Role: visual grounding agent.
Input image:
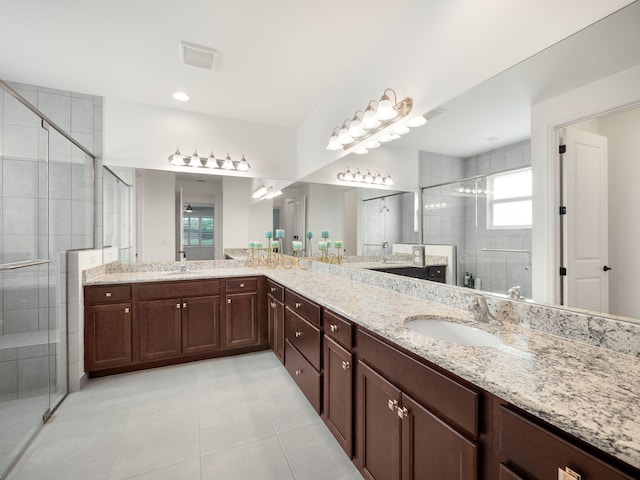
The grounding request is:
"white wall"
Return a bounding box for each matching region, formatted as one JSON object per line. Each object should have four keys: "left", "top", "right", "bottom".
{"left": 138, "top": 169, "right": 176, "bottom": 261}
{"left": 103, "top": 99, "right": 297, "bottom": 181}
{"left": 306, "top": 183, "right": 344, "bottom": 251}
{"left": 222, "top": 177, "right": 251, "bottom": 249}
{"left": 599, "top": 108, "right": 640, "bottom": 318}
{"left": 343, "top": 189, "right": 358, "bottom": 256}
{"left": 248, "top": 199, "right": 274, "bottom": 247}
{"left": 531, "top": 64, "right": 640, "bottom": 304}
{"left": 296, "top": 1, "right": 632, "bottom": 181}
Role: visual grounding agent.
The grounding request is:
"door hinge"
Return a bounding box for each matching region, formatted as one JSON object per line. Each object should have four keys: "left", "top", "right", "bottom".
{"left": 560, "top": 267, "right": 567, "bottom": 276}
{"left": 559, "top": 206, "right": 567, "bottom": 215}
{"left": 559, "top": 144, "right": 566, "bottom": 154}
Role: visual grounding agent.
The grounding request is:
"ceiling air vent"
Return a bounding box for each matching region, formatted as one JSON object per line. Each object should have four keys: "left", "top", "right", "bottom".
{"left": 178, "top": 40, "right": 218, "bottom": 70}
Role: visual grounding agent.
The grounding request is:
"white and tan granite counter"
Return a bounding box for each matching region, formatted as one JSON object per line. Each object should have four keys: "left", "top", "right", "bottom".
{"left": 85, "top": 261, "right": 640, "bottom": 471}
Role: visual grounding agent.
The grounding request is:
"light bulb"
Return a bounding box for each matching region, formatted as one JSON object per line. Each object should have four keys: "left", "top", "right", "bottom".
{"left": 394, "top": 125, "right": 410, "bottom": 135}
{"left": 169, "top": 148, "right": 184, "bottom": 165}
{"left": 237, "top": 154, "right": 250, "bottom": 172}
{"left": 172, "top": 91, "right": 189, "bottom": 102}
{"left": 221, "top": 153, "right": 234, "bottom": 170}
{"left": 265, "top": 190, "right": 282, "bottom": 199}
{"left": 207, "top": 151, "right": 218, "bottom": 168}
{"left": 252, "top": 184, "right": 269, "bottom": 199}
{"left": 354, "top": 169, "right": 364, "bottom": 182}
{"left": 338, "top": 125, "right": 353, "bottom": 144}
{"left": 366, "top": 141, "right": 381, "bottom": 149}
{"left": 337, "top": 172, "right": 345, "bottom": 181}
{"left": 408, "top": 115, "right": 427, "bottom": 127}
{"left": 362, "top": 106, "right": 380, "bottom": 129}
{"left": 326, "top": 133, "right": 342, "bottom": 150}
{"left": 348, "top": 118, "right": 365, "bottom": 138}
{"left": 384, "top": 174, "right": 394, "bottom": 186}
{"left": 376, "top": 93, "right": 397, "bottom": 121}
{"left": 374, "top": 172, "right": 384, "bottom": 185}
{"left": 343, "top": 168, "right": 354, "bottom": 182}
{"left": 364, "top": 170, "right": 374, "bottom": 183}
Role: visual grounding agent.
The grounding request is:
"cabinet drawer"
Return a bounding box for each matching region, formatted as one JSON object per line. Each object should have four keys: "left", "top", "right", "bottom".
{"left": 499, "top": 464, "right": 525, "bottom": 480}
{"left": 226, "top": 277, "right": 258, "bottom": 293}
{"left": 85, "top": 284, "right": 131, "bottom": 305}
{"left": 137, "top": 280, "right": 220, "bottom": 300}
{"left": 323, "top": 310, "right": 353, "bottom": 349}
{"left": 357, "top": 329, "right": 478, "bottom": 438}
{"left": 266, "top": 280, "right": 284, "bottom": 302}
{"left": 500, "top": 406, "right": 636, "bottom": 480}
{"left": 285, "top": 308, "right": 321, "bottom": 370}
{"left": 427, "top": 265, "right": 446, "bottom": 279}
{"left": 285, "top": 290, "right": 321, "bottom": 327}
{"left": 285, "top": 340, "right": 322, "bottom": 413}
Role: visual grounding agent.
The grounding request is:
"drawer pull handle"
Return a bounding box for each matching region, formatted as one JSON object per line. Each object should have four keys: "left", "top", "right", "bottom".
{"left": 124, "top": 307, "right": 130, "bottom": 314}
{"left": 176, "top": 303, "right": 181, "bottom": 309}
{"left": 341, "top": 361, "right": 350, "bottom": 370}
{"left": 240, "top": 283, "right": 245, "bottom": 287}
{"left": 558, "top": 467, "right": 582, "bottom": 480}
{"left": 295, "top": 302, "right": 302, "bottom": 308}
{"left": 388, "top": 399, "right": 398, "bottom": 411}
{"left": 295, "top": 369, "right": 302, "bottom": 376}
{"left": 270, "top": 302, "right": 277, "bottom": 308}
{"left": 105, "top": 292, "right": 112, "bottom": 297}
{"left": 330, "top": 324, "right": 338, "bottom": 332}
{"left": 397, "top": 406, "right": 408, "bottom": 419}
{"left": 270, "top": 287, "right": 276, "bottom": 292}
{"left": 183, "top": 302, "right": 187, "bottom": 308}
{"left": 295, "top": 331, "right": 302, "bottom": 338}
{"left": 227, "top": 298, "right": 232, "bottom": 304}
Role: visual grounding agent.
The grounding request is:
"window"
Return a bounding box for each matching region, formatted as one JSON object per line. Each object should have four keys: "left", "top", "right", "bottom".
{"left": 486, "top": 168, "right": 532, "bottom": 229}
{"left": 183, "top": 206, "right": 214, "bottom": 246}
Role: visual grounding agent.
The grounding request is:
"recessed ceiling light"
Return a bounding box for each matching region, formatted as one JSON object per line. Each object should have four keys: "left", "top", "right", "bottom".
{"left": 173, "top": 91, "right": 189, "bottom": 102}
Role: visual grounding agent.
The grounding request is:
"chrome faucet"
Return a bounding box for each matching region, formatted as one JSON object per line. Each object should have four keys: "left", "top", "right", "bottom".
{"left": 382, "top": 242, "right": 391, "bottom": 263}
{"left": 178, "top": 251, "right": 187, "bottom": 272}
{"left": 507, "top": 285, "right": 522, "bottom": 299}
{"left": 469, "top": 294, "right": 501, "bottom": 325}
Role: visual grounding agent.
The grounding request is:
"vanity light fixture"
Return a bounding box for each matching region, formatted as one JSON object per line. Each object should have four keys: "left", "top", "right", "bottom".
{"left": 252, "top": 182, "right": 281, "bottom": 201}
{"left": 168, "top": 149, "right": 251, "bottom": 172}
{"left": 337, "top": 167, "right": 393, "bottom": 186}
{"left": 326, "top": 88, "right": 427, "bottom": 153}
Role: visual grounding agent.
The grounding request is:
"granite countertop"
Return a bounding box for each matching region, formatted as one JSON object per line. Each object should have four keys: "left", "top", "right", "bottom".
{"left": 85, "top": 264, "right": 640, "bottom": 470}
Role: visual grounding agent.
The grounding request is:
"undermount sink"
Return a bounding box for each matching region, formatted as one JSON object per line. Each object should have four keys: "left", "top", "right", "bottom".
{"left": 405, "top": 316, "right": 503, "bottom": 347}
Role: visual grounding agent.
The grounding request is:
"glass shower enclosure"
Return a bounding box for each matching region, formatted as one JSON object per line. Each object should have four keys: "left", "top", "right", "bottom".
{"left": 0, "top": 80, "right": 95, "bottom": 477}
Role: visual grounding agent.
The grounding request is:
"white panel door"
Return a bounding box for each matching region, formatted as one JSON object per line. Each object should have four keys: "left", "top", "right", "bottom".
{"left": 562, "top": 128, "right": 609, "bottom": 313}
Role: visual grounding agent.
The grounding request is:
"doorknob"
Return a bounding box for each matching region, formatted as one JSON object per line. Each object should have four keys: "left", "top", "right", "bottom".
{"left": 603, "top": 265, "right": 612, "bottom": 271}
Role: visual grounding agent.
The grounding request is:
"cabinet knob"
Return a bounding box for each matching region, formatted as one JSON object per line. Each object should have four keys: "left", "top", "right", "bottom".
{"left": 176, "top": 303, "right": 181, "bottom": 309}
{"left": 124, "top": 307, "right": 130, "bottom": 314}
{"left": 388, "top": 399, "right": 398, "bottom": 411}
{"left": 270, "top": 302, "right": 277, "bottom": 308}
{"left": 295, "top": 302, "right": 302, "bottom": 308}
{"left": 341, "top": 361, "right": 350, "bottom": 370}
{"left": 397, "top": 406, "right": 408, "bottom": 419}
{"left": 330, "top": 324, "right": 338, "bottom": 332}
{"left": 295, "top": 331, "right": 302, "bottom": 338}
{"left": 295, "top": 369, "right": 302, "bottom": 376}
{"left": 105, "top": 292, "right": 112, "bottom": 297}
{"left": 240, "top": 283, "right": 245, "bottom": 287}
{"left": 270, "top": 287, "right": 276, "bottom": 292}
{"left": 183, "top": 302, "right": 187, "bottom": 308}
{"left": 227, "top": 298, "right": 232, "bottom": 304}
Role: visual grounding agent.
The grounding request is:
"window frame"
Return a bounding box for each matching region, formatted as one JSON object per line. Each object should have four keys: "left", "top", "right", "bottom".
{"left": 486, "top": 167, "right": 532, "bottom": 230}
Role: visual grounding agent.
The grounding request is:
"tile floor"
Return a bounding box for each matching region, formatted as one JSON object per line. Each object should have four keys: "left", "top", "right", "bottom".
{"left": 6, "top": 351, "right": 364, "bottom": 480}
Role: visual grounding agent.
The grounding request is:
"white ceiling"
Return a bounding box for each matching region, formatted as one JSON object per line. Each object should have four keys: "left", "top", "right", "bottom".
{"left": 1, "top": 0, "right": 638, "bottom": 164}
{"left": 0, "top": 0, "right": 415, "bottom": 127}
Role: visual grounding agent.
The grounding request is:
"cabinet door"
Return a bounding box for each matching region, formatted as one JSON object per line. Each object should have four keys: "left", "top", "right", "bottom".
{"left": 84, "top": 302, "right": 132, "bottom": 371}
{"left": 357, "top": 361, "right": 402, "bottom": 480}
{"left": 401, "top": 393, "right": 477, "bottom": 480}
{"left": 182, "top": 295, "right": 221, "bottom": 355}
{"left": 499, "top": 464, "right": 525, "bottom": 480}
{"left": 268, "top": 295, "right": 285, "bottom": 363}
{"left": 224, "top": 292, "right": 258, "bottom": 349}
{"left": 138, "top": 299, "right": 182, "bottom": 362}
{"left": 324, "top": 337, "right": 353, "bottom": 457}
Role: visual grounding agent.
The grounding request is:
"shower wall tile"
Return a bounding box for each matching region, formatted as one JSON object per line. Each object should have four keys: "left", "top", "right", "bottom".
{"left": 0, "top": 347, "right": 17, "bottom": 362}
{"left": 71, "top": 97, "right": 94, "bottom": 135}
{"left": 72, "top": 164, "right": 94, "bottom": 201}
{"left": 50, "top": 199, "right": 72, "bottom": 235}
{"left": 17, "top": 355, "right": 48, "bottom": 394}
{"left": 3, "top": 308, "right": 39, "bottom": 334}
{"left": 3, "top": 124, "right": 39, "bottom": 159}
{"left": 17, "top": 343, "right": 48, "bottom": 360}
{"left": 47, "top": 130, "right": 73, "bottom": 162}
{"left": 2, "top": 159, "right": 38, "bottom": 198}
{"left": 3, "top": 89, "right": 39, "bottom": 127}
{"left": 3, "top": 197, "right": 37, "bottom": 235}
{"left": 2, "top": 235, "right": 37, "bottom": 263}
{"left": 490, "top": 148, "right": 506, "bottom": 172}
{"left": 38, "top": 91, "right": 71, "bottom": 132}
{"left": 71, "top": 199, "right": 94, "bottom": 236}
{"left": 0, "top": 360, "right": 18, "bottom": 401}
{"left": 49, "top": 162, "right": 72, "bottom": 199}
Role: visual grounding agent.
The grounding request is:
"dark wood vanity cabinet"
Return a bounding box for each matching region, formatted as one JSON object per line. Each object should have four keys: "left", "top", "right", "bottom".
{"left": 84, "top": 284, "right": 132, "bottom": 371}
{"left": 284, "top": 289, "right": 322, "bottom": 413}
{"left": 266, "top": 280, "right": 285, "bottom": 364}
{"left": 356, "top": 329, "right": 478, "bottom": 480}
{"left": 224, "top": 277, "right": 261, "bottom": 349}
{"left": 323, "top": 309, "right": 354, "bottom": 458}
{"left": 499, "top": 405, "right": 637, "bottom": 480}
